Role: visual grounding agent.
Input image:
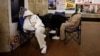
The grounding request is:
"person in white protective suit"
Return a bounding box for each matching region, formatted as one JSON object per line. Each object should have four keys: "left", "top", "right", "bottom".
{"left": 23, "top": 9, "right": 47, "bottom": 54}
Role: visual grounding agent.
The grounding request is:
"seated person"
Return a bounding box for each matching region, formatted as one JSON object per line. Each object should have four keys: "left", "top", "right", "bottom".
{"left": 60, "top": 11, "right": 81, "bottom": 40}
{"left": 23, "top": 9, "right": 47, "bottom": 54}
{"left": 49, "top": 14, "right": 67, "bottom": 40}
{"left": 39, "top": 13, "right": 67, "bottom": 40}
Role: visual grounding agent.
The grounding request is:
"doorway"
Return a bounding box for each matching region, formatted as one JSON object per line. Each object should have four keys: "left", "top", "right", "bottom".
{"left": 11, "top": 0, "right": 24, "bottom": 23}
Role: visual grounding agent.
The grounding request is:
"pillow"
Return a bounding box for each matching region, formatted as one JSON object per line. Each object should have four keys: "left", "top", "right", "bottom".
{"left": 55, "top": 11, "right": 65, "bottom": 15}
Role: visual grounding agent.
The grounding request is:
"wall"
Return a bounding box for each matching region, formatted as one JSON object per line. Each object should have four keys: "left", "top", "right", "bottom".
{"left": 28, "top": 0, "right": 48, "bottom": 16}
{"left": 0, "top": 0, "right": 10, "bottom": 52}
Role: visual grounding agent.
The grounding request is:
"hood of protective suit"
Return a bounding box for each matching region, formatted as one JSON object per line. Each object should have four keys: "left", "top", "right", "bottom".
{"left": 23, "top": 10, "right": 33, "bottom": 17}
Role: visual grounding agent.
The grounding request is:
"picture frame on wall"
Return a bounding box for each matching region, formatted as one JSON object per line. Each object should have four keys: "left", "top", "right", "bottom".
{"left": 65, "top": 0, "right": 76, "bottom": 10}
{"left": 97, "top": 5, "right": 100, "bottom": 13}
{"left": 48, "top": 0, "right": 56, "bottom": 10}
{"left": 76, "top": 4, "right": 83, "bottom": 12}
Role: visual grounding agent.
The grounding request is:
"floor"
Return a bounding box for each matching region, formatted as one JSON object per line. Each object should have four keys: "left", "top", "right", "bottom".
{"left": 0, "top": 21, "right": 100, "bottom": 56}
